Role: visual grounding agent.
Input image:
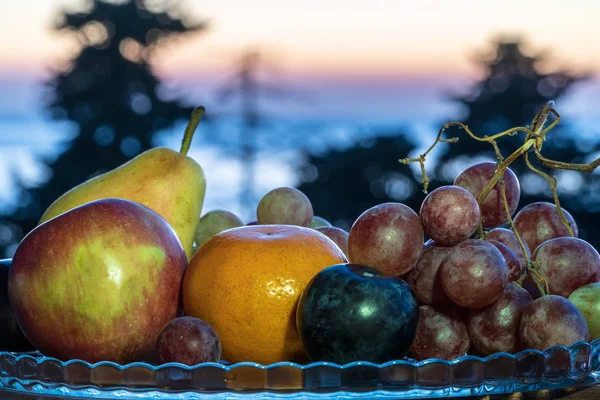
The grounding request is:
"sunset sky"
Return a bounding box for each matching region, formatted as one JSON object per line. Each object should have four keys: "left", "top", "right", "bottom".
{"left": 0, "top": 0, "right": 598, "bottom": 123}
{"left": 1, "top": 0, "right": 599, "bottom": 81}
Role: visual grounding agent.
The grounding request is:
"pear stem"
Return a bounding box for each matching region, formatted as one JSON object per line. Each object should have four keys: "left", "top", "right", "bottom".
{"left": 180, "top": 106, "right": 206, "bottom": 156}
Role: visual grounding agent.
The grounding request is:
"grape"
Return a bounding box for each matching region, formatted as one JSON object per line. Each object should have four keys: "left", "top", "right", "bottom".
{"left": 310, "top": 216, "right": 332, "bottom": 229}
{"left": 419, "top": 186, "right": 481, "bottom": 246}
{"left": 513, "top": 202, "right": 578, "bottom": 252}
{"left": 348, "top": 202, "right": 424, "bottom": 276}
{"left": 467, "top": 283, "right": 532, "bottom": 355}
{"left": 315, "top": 226, "right": 349, "bottom": 258}
{"left": 484, "top": 227, "right": 530, "bottom": 270}
{"left": 404, "top": 240, "right": 453, "bottom": 307}
{"left": 409, "top": 305, "right": 470, "bottom": 361}
{"left": 486, "top": 240, "right": 524, "bottom": 282}
{"left": 194, "top": 210, "right": 244, "bottom": 248}
{"left": 532, "top": 237, "right": 600, "bottom": 297}
{"left": 521, "top": 273, "right": 544, "bottom": 300}
{"left": 256, "top": 186, "right": 314, "bottom": 226}
{"left": 438, "top": 302, "right": 470, "bottom": 325}
{"left": 440, "top": 239, "right": 508, "bottom": 308}
{"left": 155, "top": 317, "right": 221, "bottom": 365}
{"left": 519, "top": 295, "right": 589, "bottom": 351}
{"left": 454, "top": 162, "right": 520, "bottom": 228}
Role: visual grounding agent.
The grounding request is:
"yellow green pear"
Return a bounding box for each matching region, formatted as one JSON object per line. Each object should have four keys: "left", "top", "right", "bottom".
{"left": 38, "top": 107, "right": 208, "bottom": 260}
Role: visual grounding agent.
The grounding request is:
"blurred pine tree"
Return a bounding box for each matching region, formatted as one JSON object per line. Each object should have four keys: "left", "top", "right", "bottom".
{"left": 435, "top": 35, "right": 586, "bottom": 177}
{"left": 0, "top": 0, "right": 208, "bottom": 257}
{"left": 299, "top": 35, "right": 599, "bottom": 249}
{"left": 433, "top": 35, "right": 599, "bottom": 247}
{"left": 298, "top": 134, "right": 421, "bottom": 231}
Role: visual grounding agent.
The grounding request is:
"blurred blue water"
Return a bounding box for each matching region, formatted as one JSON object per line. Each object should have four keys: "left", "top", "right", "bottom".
{"left": 0, "top": 112, "right": 442, "bottom": 222}
{"left": 1, "top": 77, "right": 599, "bottom": 222}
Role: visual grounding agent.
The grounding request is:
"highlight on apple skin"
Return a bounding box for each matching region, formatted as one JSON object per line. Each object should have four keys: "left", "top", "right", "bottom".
{"left": 8, "top": 198, "right": 188, "bottom": 363}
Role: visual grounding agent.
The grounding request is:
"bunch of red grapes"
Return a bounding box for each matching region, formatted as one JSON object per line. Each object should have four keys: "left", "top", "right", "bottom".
{"left": 347, "top": 161, "right": 600, "bottom": 360}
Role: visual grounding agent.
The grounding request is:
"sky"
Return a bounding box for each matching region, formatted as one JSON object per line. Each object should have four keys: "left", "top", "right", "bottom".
{"left": 0, "top": 0, "right": 599, "bottom": 121}
{"left": 2, "top": 0, "right": 600, "bottom": 78}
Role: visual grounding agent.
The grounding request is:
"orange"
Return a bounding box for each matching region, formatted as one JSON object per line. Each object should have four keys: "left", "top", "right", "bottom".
{"left": 182, "top": 224, "right": 347, "bottom": 365}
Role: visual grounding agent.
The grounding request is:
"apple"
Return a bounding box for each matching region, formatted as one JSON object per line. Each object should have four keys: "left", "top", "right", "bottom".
{"left": 1, "top": 259, "right": 34, "bottom": 352}
{"left": 569, "top": 282, "right": 600, "bottom": 341}
{"left": 296, "top": 263, "right": 419, "bottom": 364}
{"left": 8, "top": 198, "right": 188, "bottom": 363}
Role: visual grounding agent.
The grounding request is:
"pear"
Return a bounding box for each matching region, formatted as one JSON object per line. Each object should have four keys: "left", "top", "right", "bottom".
{"left": 39, "top": 107, "right": 207, "bottom": 261}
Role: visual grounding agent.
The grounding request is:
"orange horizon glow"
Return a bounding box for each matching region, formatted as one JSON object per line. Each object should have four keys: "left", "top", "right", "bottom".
{"left": 0, "top": 50, "right": 481, "bottom": 85}
{"left": 1, "top": 0, "right": 599, "bottom": 84}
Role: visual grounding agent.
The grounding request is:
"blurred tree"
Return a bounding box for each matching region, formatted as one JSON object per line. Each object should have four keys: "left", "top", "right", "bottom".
{"left": 298, "top": 134, "right": 422, "bottom": 231}
{"left": 214, "top": 48, "right": 305, "bottom": 213}
{"left": 434, "top": 35, "right": 587, "bottom": 177}
{"left": 299, "top": 35, "right": 599, "bottom": 249}
{"left": 431, "top": 35, "right": 599, "bottom": 247}
{"left": 0, "top": 0, "right": 208, "bottom": 257}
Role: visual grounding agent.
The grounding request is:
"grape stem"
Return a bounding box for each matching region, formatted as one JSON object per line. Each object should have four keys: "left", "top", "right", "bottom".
{"left": 498, "top": 181, "right": 529, "bottom": 265}
{"left": 523, "top": 152, "right": 575, "bottom": 237}
{"left": 399, "top": 134, "right": 459, "bottom": 193}
{"left": 498, "top": 180, "right": 550, "bottom": 296}
{"left": 399, "top": 100, "right": 600, "bottom": 294}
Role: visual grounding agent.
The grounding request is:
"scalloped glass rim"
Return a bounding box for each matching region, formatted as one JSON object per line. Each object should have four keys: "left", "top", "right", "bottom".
{"left": 1, "top": 338, "right": 599, "bottom": 399}
{"left": 2, "top": 338, "right": 599, "bottom": 370}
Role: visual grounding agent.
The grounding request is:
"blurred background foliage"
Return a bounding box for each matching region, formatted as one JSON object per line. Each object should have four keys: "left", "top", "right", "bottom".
{"left": 0, "top": 0, "right": 599, "bottom": 256}
{"left": 0, "top": 0, "right": 206, "bottom": 254}
{"left": 299, "top": 37, "right": 599, "bottom": 245}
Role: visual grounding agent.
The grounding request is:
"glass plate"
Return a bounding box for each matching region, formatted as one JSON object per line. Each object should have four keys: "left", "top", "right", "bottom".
{"left": 1, "top": 339, "right": 599, "bottom": 399}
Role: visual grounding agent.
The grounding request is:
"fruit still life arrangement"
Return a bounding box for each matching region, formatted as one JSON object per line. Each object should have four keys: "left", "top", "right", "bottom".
{"left": 2, "top": 102, "right": 600, "bottom": 373}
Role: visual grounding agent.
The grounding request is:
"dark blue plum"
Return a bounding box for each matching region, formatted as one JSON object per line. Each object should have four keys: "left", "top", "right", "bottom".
{"left": 1, "top": 259, "right": 34, "bottom": 352}
{"left": 296, "top": 263, "right": 419, "bottom": 364}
